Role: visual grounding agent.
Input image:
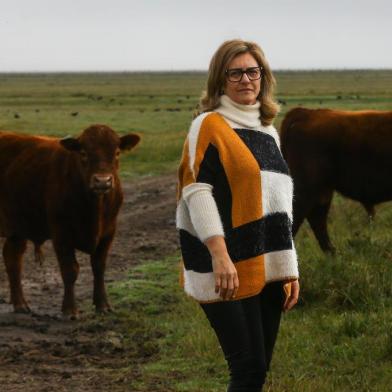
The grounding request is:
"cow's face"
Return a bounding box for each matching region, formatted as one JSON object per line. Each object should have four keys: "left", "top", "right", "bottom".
{"left": 60, "top": 125, "right": 140, "bottom": 194}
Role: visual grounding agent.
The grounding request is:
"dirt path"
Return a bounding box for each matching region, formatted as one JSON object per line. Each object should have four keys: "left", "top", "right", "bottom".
{"left": 0, "top": 173, "right": 178, "bottom": 392}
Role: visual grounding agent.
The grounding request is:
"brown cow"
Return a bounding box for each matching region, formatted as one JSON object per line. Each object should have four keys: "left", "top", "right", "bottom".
{"left": 280, "top": 107, "right": 392, "bottom": 252}
{"left": 0, "top": 125, "right": 140, "bottom": 317}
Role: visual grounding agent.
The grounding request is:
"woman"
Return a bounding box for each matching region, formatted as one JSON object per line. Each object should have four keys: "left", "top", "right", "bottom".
{"left": 176, "top": 39, "right": 299, "bottom": 391}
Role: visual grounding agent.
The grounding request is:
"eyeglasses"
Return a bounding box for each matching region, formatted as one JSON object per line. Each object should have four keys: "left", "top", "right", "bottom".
{"left": 225, "top": 66, "right": 263, "bottom": 82}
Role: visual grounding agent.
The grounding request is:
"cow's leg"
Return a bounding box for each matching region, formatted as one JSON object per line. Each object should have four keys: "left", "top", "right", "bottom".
{"left": 90, "top": 235, "right": 114, "bottom": 313}
{"left": 306, "top": 191, "right": 335, "bottom": 253}
{"left": 3, "top": 237, "right": 29, "bottom": 313}
{"left": 52, "top": 241, "right": 79, "bottom": 318}
{"left": 292, "top": 187, "right": 314, "bottom": 236}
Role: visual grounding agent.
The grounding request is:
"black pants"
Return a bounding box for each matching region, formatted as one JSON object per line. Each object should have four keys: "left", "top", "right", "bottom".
{"left": 200, "top": 281, "right": 285, "bottom": 392}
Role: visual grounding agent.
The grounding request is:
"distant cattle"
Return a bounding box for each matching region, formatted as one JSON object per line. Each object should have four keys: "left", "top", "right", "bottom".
{"left": 0, "top": 125, "right": 140, "bottom": 317}
{"left": 280, "top": 108, "right": 392, "bottom": 252}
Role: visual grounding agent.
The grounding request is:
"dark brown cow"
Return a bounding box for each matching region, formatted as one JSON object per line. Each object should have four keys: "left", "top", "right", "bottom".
{"left": 0, "top": 125, "right": 140, "bottom": 317}
{"left": 280, "top": 108, "right": 392, "bottom": 252}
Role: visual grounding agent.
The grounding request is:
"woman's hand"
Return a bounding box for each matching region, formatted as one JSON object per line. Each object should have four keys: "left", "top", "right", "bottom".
{"left": 212, "top": 253, "right": 239, "bottom": 300}
{"left": 205, "top": 236, "right": 239, "bottom": 300}
{"left": 283, "top": 279, "right": 300, "bottom": 311}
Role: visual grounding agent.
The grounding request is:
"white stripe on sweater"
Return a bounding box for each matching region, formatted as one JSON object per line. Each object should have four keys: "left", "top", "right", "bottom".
{"left": 187, "top": 112, "right": 211, "bottom": 177}
{"left": 183, "top": 268, "right": 221, "bottom": 302}
{"left": 261, "top": 171, "right": 293, "bottom": 220}
{"left": 264, "top": 246, "right": 298, "bottom": 282}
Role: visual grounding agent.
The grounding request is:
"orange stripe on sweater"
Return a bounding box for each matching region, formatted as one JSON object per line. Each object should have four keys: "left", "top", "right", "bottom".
{"left": 234, "top": 255, "right": 265, "bottom": 299}
{"left": 192, "top": 113, "right": 262, "bottom": 227}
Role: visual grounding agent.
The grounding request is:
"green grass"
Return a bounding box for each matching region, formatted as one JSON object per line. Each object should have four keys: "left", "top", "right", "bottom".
{"left": 1, "top": 70, "right": 392, "bottom": 177}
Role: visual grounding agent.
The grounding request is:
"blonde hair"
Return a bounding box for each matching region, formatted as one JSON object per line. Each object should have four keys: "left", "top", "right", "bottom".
{"left": 196, "top": 39, "right": 279, "bottom": 126}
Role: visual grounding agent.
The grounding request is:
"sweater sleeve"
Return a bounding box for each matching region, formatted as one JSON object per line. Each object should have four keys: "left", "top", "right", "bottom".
{"left": 182, "top": 183, "right": 225, "bottom": 242}
{"left": 177, "top": 113, "right": 225, "bottom": 242}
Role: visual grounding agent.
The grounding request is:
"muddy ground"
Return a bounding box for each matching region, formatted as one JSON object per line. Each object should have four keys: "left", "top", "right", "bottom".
{"left": 0, "top": 173, "right": 179, "bottom": 392}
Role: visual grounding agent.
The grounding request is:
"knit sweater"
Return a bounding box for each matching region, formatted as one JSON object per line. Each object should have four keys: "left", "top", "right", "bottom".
{"left": 176, "top": 95, "right": 299, "bottom": 302}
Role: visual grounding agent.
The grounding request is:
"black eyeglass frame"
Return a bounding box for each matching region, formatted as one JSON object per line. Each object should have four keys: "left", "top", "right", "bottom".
{"left": 225, "top": 66, "right": 263, "bottom": 82}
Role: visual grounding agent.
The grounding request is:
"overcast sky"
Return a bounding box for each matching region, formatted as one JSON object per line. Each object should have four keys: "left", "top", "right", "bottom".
{"left": 1, "top": 0, "right": 391, "bottom": 72}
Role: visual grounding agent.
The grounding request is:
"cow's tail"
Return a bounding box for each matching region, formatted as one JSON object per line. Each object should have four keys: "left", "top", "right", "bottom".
{"left": 34, "top": 243, "right": 44, "bottom": 266}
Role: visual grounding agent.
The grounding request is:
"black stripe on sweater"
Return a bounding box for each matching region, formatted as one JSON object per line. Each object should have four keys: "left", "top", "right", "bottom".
{"left": 196, "top": 143, "right": 233, "bottom": 230}
{"left": 180, "top": 212, "right": 293, "bottom": 273}
{"left": 234, "top": 129, "right": 289, "bottom": 174}
{"left": 196, "top": 143, "right": 219, "bottom": 186}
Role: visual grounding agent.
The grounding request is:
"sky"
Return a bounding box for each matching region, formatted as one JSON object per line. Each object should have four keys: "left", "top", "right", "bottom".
{"left": 1, "top": 0, "right": 391, "bottom": 72}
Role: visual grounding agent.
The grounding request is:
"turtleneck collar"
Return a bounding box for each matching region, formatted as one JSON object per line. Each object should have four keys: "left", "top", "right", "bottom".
{"left": 215, "top": 94, "right": 262, "bottom": 130}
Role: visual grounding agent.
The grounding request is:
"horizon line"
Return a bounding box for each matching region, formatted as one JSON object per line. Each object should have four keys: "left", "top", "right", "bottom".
{"left": 0, "top": 67, "right": 392, "bottom": 74}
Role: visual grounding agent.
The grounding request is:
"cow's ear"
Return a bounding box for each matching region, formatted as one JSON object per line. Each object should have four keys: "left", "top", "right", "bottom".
{"left": 120, "top": 133, "right": 140, "bottom": 151}
{"left": 60, "top": 137, "right": 82, "bottom": 151}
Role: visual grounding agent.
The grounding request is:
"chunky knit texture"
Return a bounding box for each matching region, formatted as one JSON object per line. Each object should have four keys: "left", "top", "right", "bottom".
{"left": 176, "top": 95, "right": 299, "bottom": 302}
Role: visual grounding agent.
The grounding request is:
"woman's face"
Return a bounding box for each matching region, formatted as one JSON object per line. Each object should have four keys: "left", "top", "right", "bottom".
{"left": 224, "top": 52, "right": 261, "bottom": 105}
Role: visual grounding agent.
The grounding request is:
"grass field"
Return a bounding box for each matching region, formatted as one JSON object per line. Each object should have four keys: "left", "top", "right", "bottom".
{"left": 1, "top": 70, "right": 392, "bottom": 177}
{"left": 1, "top": 70, "right": 392, "bottom": 391}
